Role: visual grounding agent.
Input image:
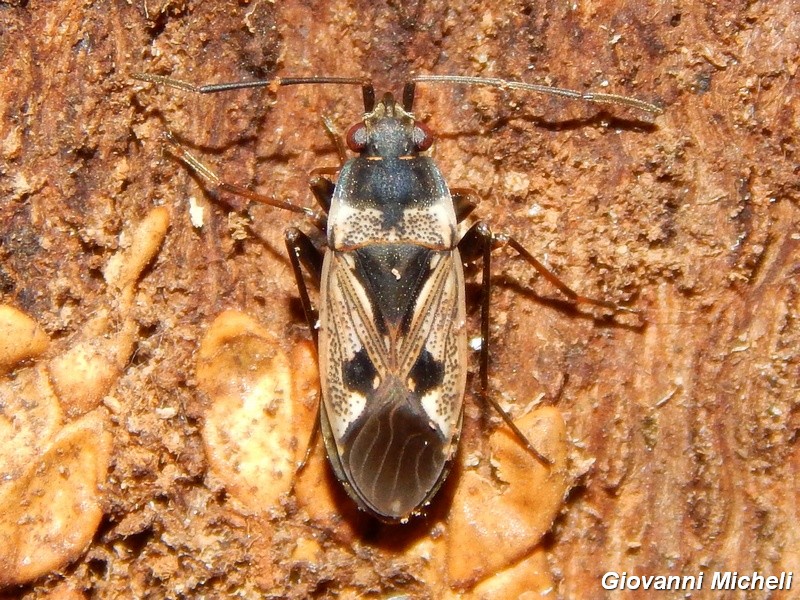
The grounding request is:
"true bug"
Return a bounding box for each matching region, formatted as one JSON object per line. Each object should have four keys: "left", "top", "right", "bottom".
{"left": 132, "top": 72, "right": 661, "bottom": 522}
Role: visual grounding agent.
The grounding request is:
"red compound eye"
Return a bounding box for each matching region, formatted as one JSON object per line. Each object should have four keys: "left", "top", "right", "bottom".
{"left": 413, "top": 121, "right": 433, "bottom": 151}
{"left": 346, "top": 122, "right": 367, "bottom": 152}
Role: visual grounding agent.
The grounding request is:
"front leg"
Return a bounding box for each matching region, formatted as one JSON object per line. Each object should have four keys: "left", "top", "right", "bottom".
{"left": 309, "top": 175, "right": 335, "bottom": 215}
{"left": 159, "top": 131, "right": 325, "bottom": 227}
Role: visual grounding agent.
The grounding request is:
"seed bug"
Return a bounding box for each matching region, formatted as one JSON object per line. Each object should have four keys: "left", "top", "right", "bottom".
{"left": 132, "top": 71, "right": 661, "bottom": 523}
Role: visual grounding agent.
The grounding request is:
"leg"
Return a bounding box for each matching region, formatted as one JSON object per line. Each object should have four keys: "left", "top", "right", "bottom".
{"left": 459, "top": 220, "right": 640, "bottom": 464}
{"left": 284, "top": 228, "right": 324, "bottom": 348}
{"left": 459, "top": 222, "right": 552, "bottom": 465}
{"left": 307, "top": 114, "right": 346, "bottom": 214}
{"left": 284, "top": 228, "right": 325, "bottom": 473}
{"left": 493, "top": 232, "right": 639, "bottom": 315}
{"left": 161, "top": 132, "right": 328, "bottom": 230}
{"left": 321, "top": 116, "right": 348, "bottom": 165}
{"left": 309, "top": 175, "right": 336, "bottom": 214}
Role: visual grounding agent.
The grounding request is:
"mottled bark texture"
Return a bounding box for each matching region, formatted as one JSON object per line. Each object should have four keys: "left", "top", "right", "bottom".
{"left": 0, "top": 0, "right": 797, "bottom": 598}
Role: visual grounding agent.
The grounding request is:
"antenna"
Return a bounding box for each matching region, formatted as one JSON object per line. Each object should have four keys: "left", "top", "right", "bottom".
{"left": 411, "top": 74, "right": 662, "bottom": 115}
{"left": 132, "top": 73, "right": 376, "bottom": 112}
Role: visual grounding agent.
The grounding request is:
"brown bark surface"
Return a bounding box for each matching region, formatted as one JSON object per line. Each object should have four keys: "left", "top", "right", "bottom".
{"left": 1, "top": 0, "right": 798, "bottom": 598}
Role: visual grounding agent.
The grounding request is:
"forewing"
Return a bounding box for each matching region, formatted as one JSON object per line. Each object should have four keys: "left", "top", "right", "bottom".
{"left": 318, "top": 247, "right": 467, "bottom": 520}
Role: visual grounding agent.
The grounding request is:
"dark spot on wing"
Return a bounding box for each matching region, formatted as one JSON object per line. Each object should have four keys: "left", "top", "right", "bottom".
{"left": 342, "top": 347, "right": 378, "bottom": 396}
{"left": 408, "top": 349, "right": 444, "bottom": 397}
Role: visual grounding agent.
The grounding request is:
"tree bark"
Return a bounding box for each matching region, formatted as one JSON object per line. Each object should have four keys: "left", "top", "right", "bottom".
{"left": 0, "top": 0, "right": 797, "bottom": 598}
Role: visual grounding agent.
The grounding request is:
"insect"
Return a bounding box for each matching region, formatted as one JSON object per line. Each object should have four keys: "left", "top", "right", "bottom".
{"left": 132, "top": 71, "right": 661, "bottom": 523}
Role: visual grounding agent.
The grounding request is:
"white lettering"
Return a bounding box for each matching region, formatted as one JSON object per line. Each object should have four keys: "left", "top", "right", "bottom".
{"left": 640, "top": 575, "right": 654, "bottom": 589}
{"left": 603, "top": 571, "right": 709, "bottom": 590}
{"left": 601, "top": 572, "right": 619, "bottom": 590}
{"left": 604, "top": 570, "right": 792, "bottom": 592}
{"left": 659, "top": 575, "right": 678, "bottom": 590}
{"left": 711, "top": 572, "right": 794, "bottom": 590}
{"left": 712, "top": 571, "right": 733, "bottom": 589}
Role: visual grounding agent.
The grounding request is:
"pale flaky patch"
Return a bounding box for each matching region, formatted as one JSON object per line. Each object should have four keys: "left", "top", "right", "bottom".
{"left": 0, "top": 364, "right": 63, "bottom": 499}
{"left": 466, "top": 547, "right": 555, "bottom": 598}
{"left": 0, "top": 409, "right": 112, "bottom": 587}
{"left": 198, "top": 310, "right": 318, "bottom": 514}
{"left": 0, "top": 208, "right": 170, "bottom": 585}
{"left": 446, "top": 407, "right": 570, "bottom": 589}
{"left": 48, "top": 206, "right": 170, "bottom": 417}
{"left": 0, "top": 305, "right": 49, "bottom": 374}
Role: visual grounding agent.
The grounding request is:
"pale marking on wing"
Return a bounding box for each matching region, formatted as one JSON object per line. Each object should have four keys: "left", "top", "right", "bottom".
{"left": 416, "top": 254, "right": 466, "bottom": 438}
{"left": 334, "top": 254, "right": 392, "bottom": 374}
{"left": 396, "top": 253, "right": 453, "bottom": 377}
{"left": 321, "top": 254, "right": 371, "bottom": 439}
